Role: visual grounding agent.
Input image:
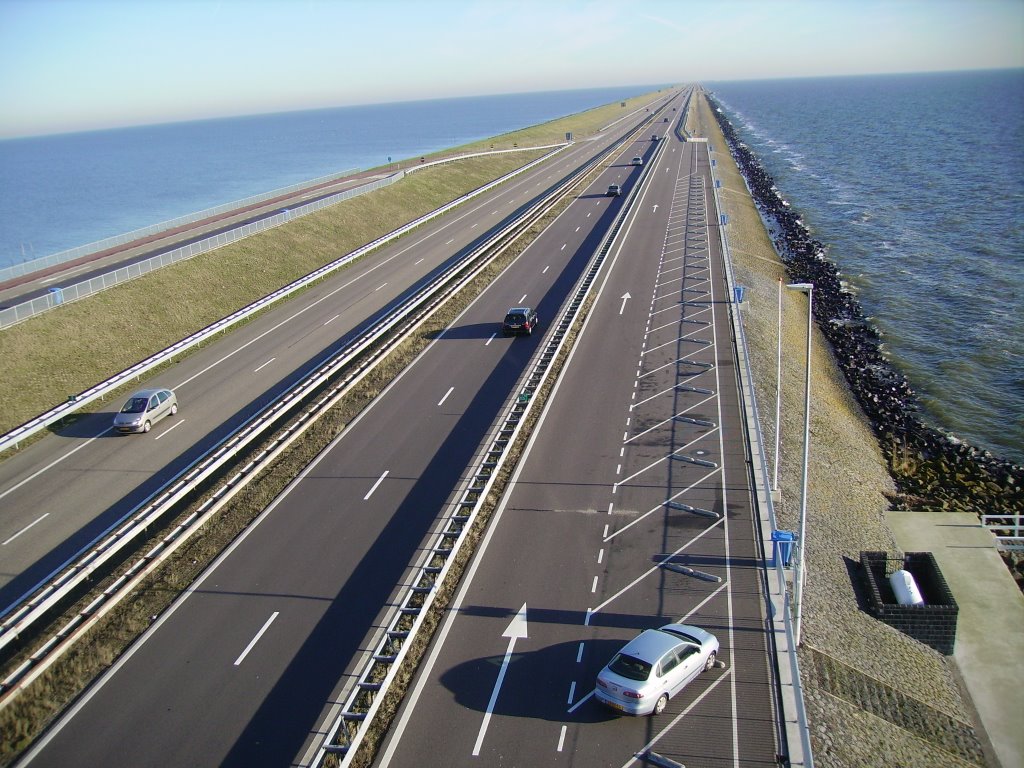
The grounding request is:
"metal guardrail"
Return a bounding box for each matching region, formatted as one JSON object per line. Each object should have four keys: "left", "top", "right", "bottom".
{"left": 0, "top": 145, "right": 569, "bottom": 455}
{"left": 0, "top": 145, "right": 567, "bottom": 331}
{"left": 0, "top": 122, "right": 654, "bottom": 710}
{"left": 982, "top": 514, "right": 1024, "bottom": 551}
{"left": 706, "top": 137, "right": 814, "bottom": 766}
{"left": 0, "top": 141, "right": 594, "bottom": 704}
{"left": 313, "top": 115, "right": 666, "bottom": 768}
{"left": 0, "top": 166, "right": 359, "bottom": 284}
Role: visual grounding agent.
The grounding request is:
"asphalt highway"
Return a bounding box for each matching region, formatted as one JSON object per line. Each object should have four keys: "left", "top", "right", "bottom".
{"left": 376, "top": 125, "right": 780, "bottom": 765}
{"left": 0, "top": 92, "right": 668, "bottom": 612}
{"left": 15, "top": 93, "right": 689, "bottom": 766}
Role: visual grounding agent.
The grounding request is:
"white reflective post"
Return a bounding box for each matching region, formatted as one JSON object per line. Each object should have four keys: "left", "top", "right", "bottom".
{"left": 787, "top": 282, "right": 813, "bottom": 647}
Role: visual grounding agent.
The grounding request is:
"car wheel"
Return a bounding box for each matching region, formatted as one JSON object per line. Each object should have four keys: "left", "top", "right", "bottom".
{"left": 704, "top": 651, "right": 717, "bottom": 672}
{"left": 143, "top": 420, "right": 151, "bottom": 433}
{"left": 653, "top": 693, "right": 669, "bottom": 715}
{"left": 170, "top": 403, "right": 178, "bottom": 415}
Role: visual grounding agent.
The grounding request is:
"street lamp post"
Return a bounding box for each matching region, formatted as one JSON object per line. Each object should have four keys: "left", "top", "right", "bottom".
{"left": 772, "top": 278, "right": 782, "bottom": 494}
{"left": 787, "top": 282, "right": 813, "bottom": 647}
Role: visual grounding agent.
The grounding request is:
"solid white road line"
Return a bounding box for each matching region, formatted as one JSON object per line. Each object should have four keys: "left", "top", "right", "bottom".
{"left": 234, "top": 611, "right": 279, "bottom": 666}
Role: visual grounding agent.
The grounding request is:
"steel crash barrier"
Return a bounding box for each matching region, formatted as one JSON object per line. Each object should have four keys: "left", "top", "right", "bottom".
{"left": 706, "top": 138, "right": 814, "bottom": 766}
{"left": 0, "top": 145, "right": 570, "bottom": 331}
{"left": 0, "top": 115, "right": 660, "bottom": 706}
{"left": 313, "top": 116, "right": 670, "bottom": 767}
{"left": 0, "top": 144, "right": 570, "bottom": 454}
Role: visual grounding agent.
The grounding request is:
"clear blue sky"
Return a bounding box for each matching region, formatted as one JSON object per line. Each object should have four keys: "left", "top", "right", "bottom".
{"left": 1, "top": 0, "right": 1021, "bottom": 138}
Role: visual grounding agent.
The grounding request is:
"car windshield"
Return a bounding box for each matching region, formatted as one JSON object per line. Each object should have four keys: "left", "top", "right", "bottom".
{"left": 608, "top": 653, "right": 652, "bottom": 681}
{"left": 121, "top": 397, "right": 149, "bottom": 414}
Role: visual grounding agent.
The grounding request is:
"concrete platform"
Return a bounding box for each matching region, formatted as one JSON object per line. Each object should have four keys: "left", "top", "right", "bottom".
{"left": 886, "top": 511, "right": 1024, "bottom": 768}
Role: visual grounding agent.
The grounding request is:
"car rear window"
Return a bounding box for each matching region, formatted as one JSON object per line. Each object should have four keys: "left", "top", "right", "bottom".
{"left": 505, "top": 314, "right": 526, "bottom": 323}
{"left": 608, "top": 653, "right": 652, "bottom": 681}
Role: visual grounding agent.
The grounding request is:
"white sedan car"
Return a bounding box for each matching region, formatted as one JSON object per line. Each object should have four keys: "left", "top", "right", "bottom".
{"left": 595, "top": 623, "right": 719, "bottom": 716}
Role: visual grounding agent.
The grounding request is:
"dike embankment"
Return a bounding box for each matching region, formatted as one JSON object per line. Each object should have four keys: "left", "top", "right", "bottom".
{"left": 688, "top": 89, "right": 1013, "bottom": 767}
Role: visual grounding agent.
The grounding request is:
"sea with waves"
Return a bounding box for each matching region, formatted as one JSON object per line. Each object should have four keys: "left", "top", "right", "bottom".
{"left": 0, "top": 84, "right": 658, "bottom": 268}
{"left": 707, "top": 69, "right": 1023, "bottom": 464}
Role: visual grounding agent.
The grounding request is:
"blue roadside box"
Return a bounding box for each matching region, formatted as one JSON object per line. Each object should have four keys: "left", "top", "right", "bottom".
{"left": 47, "top": 286, "right": 63, "bottom": 305}
{"left": 734, "top": 285, "right": 746, "bottom": 303}
{"left": 771, "top": 530, "right": 795, "bottom": 567}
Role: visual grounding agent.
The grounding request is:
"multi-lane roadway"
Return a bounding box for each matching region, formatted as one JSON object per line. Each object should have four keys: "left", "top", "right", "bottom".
{"left": 9, "top": 90, "right": 789, "bottom": 766}
{"left": 0, "top": 92, "right": 670, "bottom": 609}
{"left": 376, "top": 118, "right": 781, "bottom": 767}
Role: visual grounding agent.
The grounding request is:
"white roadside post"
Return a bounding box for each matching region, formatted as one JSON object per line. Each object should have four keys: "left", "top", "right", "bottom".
{"left": 787, "top": 281, "right": 813, "bottom": 647}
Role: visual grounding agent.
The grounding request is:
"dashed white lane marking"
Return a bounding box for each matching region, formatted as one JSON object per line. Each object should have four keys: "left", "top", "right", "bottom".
{"left": 364, "top": 470, "right": 389, "bottom": 500}
{"left": 234, "top": 611, "right": 279, "bottom": 666}
{"left": 154, "top": 420, "right": 184, "bottom": 440}
{"left": 254, "top": 357, "right": 276, "bottom": 373}
{"left": 519, "top": 294, "right": 528, "bottom": 304}
{"left": 591, "top": 575, "right": 599, "bottom": 593}
{"left": 557, "top": 725, "right": 567, "bottom": 752}
{"left": 567, "top": 681, "right": 577, "bottom": 704}
{"left": 597, "top": 548, "right": 604, "bottom": 564}
{"left": 324, "top": 314, "right": 340, "bottom": 325}
{"left": 2, "top": 513, "right": 49, "bottom": 546}
{"left": 437, "top": 386, "right": 454, "bottom": 407}
{"left": 485, "top": 333, "right": 496, "bottom": 346}
{"left": 414, "top": 258, "right": 425, "bottom": 265}
{"left": 576, "top": 642, "right": 585, "bottom": 662}
{"left": 542, "top": 265, "right": 550, "bottom": 274}
{"left": 446, "top": 239, "right": 455, "bottom": 245}
{"left": 375, "top": 283, "right": 387, "bottom": 291}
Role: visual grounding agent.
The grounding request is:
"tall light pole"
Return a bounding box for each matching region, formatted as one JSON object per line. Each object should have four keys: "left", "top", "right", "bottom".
{"left": 787, "top": 282, "right": 813, "bottom": 647}
{"left": 772, "top": 278, "right": 782, "bottom": 494}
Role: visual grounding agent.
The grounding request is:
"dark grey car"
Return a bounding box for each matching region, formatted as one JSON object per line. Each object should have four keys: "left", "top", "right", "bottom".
{"left": 113, "top": 388, "right": 178, "bottom": 434}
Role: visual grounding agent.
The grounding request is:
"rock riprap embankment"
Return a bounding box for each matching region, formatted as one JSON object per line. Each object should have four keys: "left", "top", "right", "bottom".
{"left": 707, "top": 95, "right": 1023, "bottom": 587}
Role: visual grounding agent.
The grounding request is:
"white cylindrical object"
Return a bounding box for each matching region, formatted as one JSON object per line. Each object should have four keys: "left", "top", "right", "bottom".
{"left": 890, "top": 569, "right": 925, "bottom": 606}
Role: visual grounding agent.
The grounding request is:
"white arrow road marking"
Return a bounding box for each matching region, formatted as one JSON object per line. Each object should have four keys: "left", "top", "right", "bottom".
{"left": 619, "top": 292, "right": 632, "bottom": 315}
{"left": 472, "top": 603, "right": 528, "bottom": 756}
{"left": 653, "top": 204, "right": 659, "bottom": 212}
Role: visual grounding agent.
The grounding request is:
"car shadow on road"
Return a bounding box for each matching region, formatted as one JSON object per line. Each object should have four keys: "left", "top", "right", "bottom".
{"left": 45, "top": 410, "right": 121, "bottom": 439}
{"left": 426, "top": 322, "right": 506, "bottom": 341}
{"left": 439, "top": 638, "right": 625, "bottom": 723}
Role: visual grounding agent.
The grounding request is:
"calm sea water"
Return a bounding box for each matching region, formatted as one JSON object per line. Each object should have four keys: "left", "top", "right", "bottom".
{"left": 707, "top": 70, "right": 1024, "bottom": 463}
{"left": 0, "top": 85, "right": 659, "bottom": 264}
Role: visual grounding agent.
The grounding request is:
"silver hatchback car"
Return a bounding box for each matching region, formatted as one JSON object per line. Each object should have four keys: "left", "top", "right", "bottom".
{"left": 113, "top": 388, "right": 178, "bottom": 434}
{"left": 595, "top": 623, "right": 719, "bottom": 716}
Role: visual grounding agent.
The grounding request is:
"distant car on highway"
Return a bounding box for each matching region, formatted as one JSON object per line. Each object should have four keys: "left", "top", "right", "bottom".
{"left": 501, "top": 307, "right": 539, "bottom": 336}
{"left": 651, "top": 134, "right": 659, "bottom": 141}
{"left": 113, "top": 388, "right": 178, "bottom": 434}
{"left": 595, "top": 623, "right": 719, "bottom": 716}
{"left": 631, "top": 156, "right": 643, "bottom": 166}
{"left": 606, "top": 184, "right": 621, "bottom": 197}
